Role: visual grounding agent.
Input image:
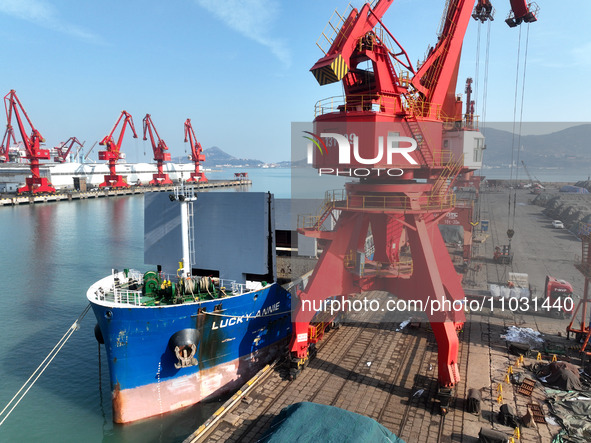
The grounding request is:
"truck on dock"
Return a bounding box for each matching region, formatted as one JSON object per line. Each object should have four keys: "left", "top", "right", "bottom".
{"left": 486, "top": 273, "right": 574, "bottom": 318}
{"left": 544, "top": 275, "right": 574, "bottom": 318}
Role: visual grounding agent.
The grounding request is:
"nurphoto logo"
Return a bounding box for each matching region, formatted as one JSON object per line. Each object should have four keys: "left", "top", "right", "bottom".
{"left": 303, "top": 131, "right": 418, "bottom": 177}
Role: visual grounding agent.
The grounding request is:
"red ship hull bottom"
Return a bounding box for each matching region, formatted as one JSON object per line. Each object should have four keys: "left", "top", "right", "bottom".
{"left": 111, "top": 341, "right": 285, "bottom": 423}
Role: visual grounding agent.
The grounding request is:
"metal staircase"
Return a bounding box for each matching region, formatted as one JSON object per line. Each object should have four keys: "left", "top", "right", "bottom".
{"left": 431, "top": 154, "right": 464, "bottom": 202}
{"left": 405, "top": 117, "right": 434, "bottom": 167}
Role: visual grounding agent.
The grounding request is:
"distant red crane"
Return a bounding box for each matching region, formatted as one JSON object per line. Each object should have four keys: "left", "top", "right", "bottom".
{"left": 142, "top": 114, "right": 173, "bottom": 185}
{"left": 98, "top": 111, "right": 138, "bottom": 188}
{"left": 2, "top": 90, "right": 55, "bottom": 194}
{"left": 0, "top": 113, "right": 16, "bottom": 163}
{"left": 53, "top": 137, "right": 84, "bottom": 163}
{"left": 183, "top": 119, "right": 207, "bottom": 183}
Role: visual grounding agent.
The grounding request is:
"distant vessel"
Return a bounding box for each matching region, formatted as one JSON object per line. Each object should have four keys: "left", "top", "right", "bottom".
{"left": 87, "top": 186, "right": 292, "bottom": 423}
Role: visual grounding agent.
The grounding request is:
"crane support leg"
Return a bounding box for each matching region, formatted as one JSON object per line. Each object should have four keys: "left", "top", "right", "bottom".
{"left": 291, "top": 204, "right": 464, "bottom": 387}
{"left": 18, "top": 177, "right": 55, "bottom": 194}
{"left": 150, "top": 173, "right": 173, "bottom": 186}
{"left": 289, "top": 212, "right": 363, "bottom": 358}
{"left": 17, "top": 159, "right": 55, "bottom": 194}
{"left": 376, "top": 213, "right": 462, "bottom": 386}
{"left": 100, "top": 174, "right": 128, "bottom": 188}
{"left": 187, "top": 172, "right": 208, "bottom": 183}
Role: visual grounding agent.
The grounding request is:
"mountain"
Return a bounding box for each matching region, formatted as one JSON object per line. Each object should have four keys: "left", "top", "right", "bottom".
{"left": 481, "top": 124, "right": 591, "bottom": 168}
{"left": 203, "top": 146, "right": 263, "bottom": 167}
{"left": 172, "top": 146, "right": 265, "bottom": 167}
{"left": 166, "top": 123, "right": 591, "bottom": 170}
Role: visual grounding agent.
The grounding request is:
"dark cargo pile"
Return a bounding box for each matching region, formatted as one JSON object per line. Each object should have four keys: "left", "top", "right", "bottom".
{"left": 259, "top": 402, "right": 405, "bottom": 443}
{"left": 532, "top": 191, "right": 591, "bottom": 231}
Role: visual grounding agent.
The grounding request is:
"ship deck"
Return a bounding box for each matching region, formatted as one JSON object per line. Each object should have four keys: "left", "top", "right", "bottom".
{"left": 87, "top": 269, "right": 251, "bottom": 307}
{"left": 184, "top": 186, "right": 585, "bottom": 443}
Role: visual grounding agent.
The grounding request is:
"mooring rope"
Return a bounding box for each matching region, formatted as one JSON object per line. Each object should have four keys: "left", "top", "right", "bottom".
{"left": 0, "top": 303, "right": 91, "bottom": 427}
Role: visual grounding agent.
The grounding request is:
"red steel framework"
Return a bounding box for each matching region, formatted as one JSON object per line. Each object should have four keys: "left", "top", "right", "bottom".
{"left": 567, "top": 224, "right": 591, "bottom": 354}
{"left": 1, "top": 90, "right": 55, "bottom": 194}
{"left": 290, "top": 0, "right": 537, "bottom": 390}
{"left": 53, "top": 137, "right": 84, "bottom": 163}
{"left": 183, "top": 119, "right": 207, "bottom": 183}
{"left": 142, "top": 114, "right": 173, "bottom": 185}
{"left": 98, "top": 111, "right": 138, "bottom": 188}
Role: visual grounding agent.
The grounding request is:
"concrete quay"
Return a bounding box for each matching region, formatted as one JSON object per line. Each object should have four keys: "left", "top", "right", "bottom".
{"left": 0, "top": 179, "right": 251, "bottom": 206}
{"left": 185, "top": 187, "right": 588, "bottom": 442}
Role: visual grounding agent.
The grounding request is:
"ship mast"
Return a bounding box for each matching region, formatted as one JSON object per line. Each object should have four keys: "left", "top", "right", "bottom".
{"left": 172, "top": 183, "right": 196, "bottom": 278}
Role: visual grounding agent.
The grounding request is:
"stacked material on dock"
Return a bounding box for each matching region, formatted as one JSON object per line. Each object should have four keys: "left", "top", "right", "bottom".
{"left": 259, "top": 402, "right": 404, "bottom": 443}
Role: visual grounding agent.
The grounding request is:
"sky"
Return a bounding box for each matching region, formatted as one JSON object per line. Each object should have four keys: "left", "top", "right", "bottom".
{"left": 0, "top": 0, "right": 589, "bottom": 163}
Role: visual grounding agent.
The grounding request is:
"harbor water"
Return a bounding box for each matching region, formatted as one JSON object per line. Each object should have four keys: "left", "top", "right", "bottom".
{"left": 0, "top": 168, "right": 289, "bottom": 443}
{"left": 0, "top": 165, "right": 587, "bottom": 442}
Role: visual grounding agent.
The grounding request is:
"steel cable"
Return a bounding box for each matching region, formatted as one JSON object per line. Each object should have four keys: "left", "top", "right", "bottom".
{"left": 0, "top": 303, "right": 91, "bottom": 427}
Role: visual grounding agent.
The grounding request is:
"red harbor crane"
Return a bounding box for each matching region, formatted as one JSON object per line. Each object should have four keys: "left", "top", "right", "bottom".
{"left": 2, "top": 90, "right": 55, "bottom": 194}
{"left": 142, "top": 114, "right": 173, "bottom": 185}
{"left": 98, "top": 111, "right": 138, "bottom": 188}
{"left": 290, "top": 0, "right": 537, "bottom": 398}
{"left": 53, "top": 137, "right": 84, "bottom": 163}
{"left": 183, "top": 119, "right": 207, "bottom": 183}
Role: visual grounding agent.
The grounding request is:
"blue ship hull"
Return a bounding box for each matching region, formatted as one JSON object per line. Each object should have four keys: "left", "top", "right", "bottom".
{"left": 90, "top": 279, "right": 291, "bottom": 423}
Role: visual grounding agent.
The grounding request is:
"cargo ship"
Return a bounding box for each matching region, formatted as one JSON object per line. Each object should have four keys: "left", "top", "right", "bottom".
{"left": 87, "top": 186, "right": 292, "bottom": 423}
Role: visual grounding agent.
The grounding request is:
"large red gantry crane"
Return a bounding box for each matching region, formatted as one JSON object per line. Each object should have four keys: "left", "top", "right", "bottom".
{"left": 183, "top": 119, "right": 207, "bottom": 183}
{"left": 53, "top": 137, "right": 84, "bottom": 163}
{"left": 142, "top": 114, "right": 173, "bottom": 185}
{"left": 1, "top": 90, "right": 55, "bottom": 194}
{"left": 290, "top": 0, "right": 537, "bottom": 395}
{"left": 98, "top": 111, "right": 138, "bottom": 188}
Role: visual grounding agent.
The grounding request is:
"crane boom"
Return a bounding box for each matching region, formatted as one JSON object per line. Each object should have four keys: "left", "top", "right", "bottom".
{"left": 521, "top": 160, "right": 542, "bottom": 190}
{"left": 142, "top": 114, "right": 173, "bottom": 185}
{"left": 0, "top": 118, "right": 16, "bottom": 162}
{"left": 98, "top": 111, "right": 138, "bottom": 188}
{"left": 506, "top": 0, "right": 538, "bottom": 26}
{"left": 53, "top": 137, "right": 84, "bottom": 163}
{"left": 72, "top": 139, "right": 86, "bottom": 161}
{"left": 83, "top": 141, "right": 98, "bottom": 161}
{"left": 312, "top": 0, "right": 538, "bottom": 120}
{"left": 183, "top": 119, "right": 207, "bottom": 183}
{"left": 411, "top": 0, "right": 476, "bottom": 118}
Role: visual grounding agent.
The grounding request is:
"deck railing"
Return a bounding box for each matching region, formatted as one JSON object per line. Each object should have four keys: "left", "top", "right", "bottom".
{"left": 89, "top": 270, "right": 248, "bottom": 306}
